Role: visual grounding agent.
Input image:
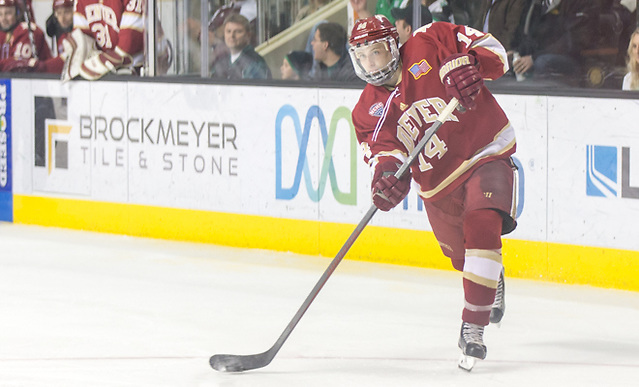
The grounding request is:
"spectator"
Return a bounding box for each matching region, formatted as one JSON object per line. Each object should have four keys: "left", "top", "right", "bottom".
{"left": 208, "top": 5, "right": 235, "bottom": 68}
{"left": 46, "top": 0, "right": 73, "bottom": 56}
{"left": 310, "top": 21, "right": 360, "bottom": 82}
{"left": 295, "top": 0, "right": 331, "bottom": 23}
{"left": 211, "top": 13, "right": 271, "bottom": 79}
{"left": 348, "top": 0, "right": 373, "bottom": 36}
{"left": 623, "top": 28, "right": 639, "bottom": 91}
{"left": 350, "top": 0, "right": 373, "bottom": 20}
{"left": 513, "top": 0, "right": 599, "bottom": 84}
{"left": 378, "top": 0, "right": 453, "bottom": 24}
{"left": 155, "top": 19, "right": 173, "bottom": 75}
{"left": 612, "top": 0, "right": 636, "bottom": 67}
{"left": 211, "top": 1, "right": 258, "bottom": 45}
{"left": 424, "top": 0, "right": 455, "bottom": 23}
{"left": 473, "top": 0, "right": 528, "bottom": 52}
{"left": 280, "top": 50, "right": 313, "bottom": 80}
{"left": 376, "top": 0, "right": 409, "bottom": 24}
{"left": 390, "top": 1, "right": 433, "bottom": 44}
{"left": 0, "top": 0, "right": 53, "bottom": 71}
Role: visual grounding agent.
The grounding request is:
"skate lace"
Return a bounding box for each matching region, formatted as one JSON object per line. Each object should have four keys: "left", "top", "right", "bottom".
{"left": 462, "top": 323, "right": 484, "bottom": 344}
{"left": 493, "top": 272, "right": 504, "bottom": 307}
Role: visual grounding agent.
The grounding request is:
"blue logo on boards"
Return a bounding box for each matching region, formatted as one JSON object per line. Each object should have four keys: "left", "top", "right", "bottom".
{"left": 586, "top": 145, "right": 617, "bottom": 197}
{"left": 586, "top": 145, "right": 639, "bottom": 199}
{"left": 0, "top": 79, "right": 12, "bottom": 222}
{"left": 275, "top": 105, "right": 357, "bottom": 205}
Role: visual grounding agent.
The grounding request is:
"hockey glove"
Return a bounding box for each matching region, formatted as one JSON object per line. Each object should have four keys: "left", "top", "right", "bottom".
{"left": 439, "top": 53, "right": 483, "bottom": 111}
{"left": 79, "top": 46, "right": 133, "bottom": 81}
{"left": 3, "top": 58, "right": 45, "bottom": 73}
{"left": 371, "top": 160, "right": 411, "bottom": 212}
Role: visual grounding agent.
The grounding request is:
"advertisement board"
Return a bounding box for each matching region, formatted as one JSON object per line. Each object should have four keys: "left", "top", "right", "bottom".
{"left": 11, "top": 78, "right": 632, "bottom": 247}
{"left": 8, "top": 78, "right": 639, "bottom": 289}
{"left": 0, "top": 79, "right": 11, "bottom": 222}
{"left": 547, "top": 97, "right": 639, "bottom": 248}
{"left": 11, "top": 80, "right": 540, "bottom": 232}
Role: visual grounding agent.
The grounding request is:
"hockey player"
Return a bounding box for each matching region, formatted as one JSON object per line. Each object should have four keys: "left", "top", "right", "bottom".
{"left": 2, "top": 0, "right": 71, "bottom": 73}
{"left": 348, "top": 15, "right": 516, "bottom": 370}
{"left": 0, "top": 0, "right": 53, "bottom": 71}
{"left": 3, "top": 0, "right": 143, "bottom": 77}
{"left": 46, "top": 0, "right": 73, "bottom": 56}
{"left": 66, "top": 0, "right": 144, "bottom": 80}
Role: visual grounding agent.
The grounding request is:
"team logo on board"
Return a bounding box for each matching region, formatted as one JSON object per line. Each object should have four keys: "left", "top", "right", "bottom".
{"left": 586, "top": 145, "right": 639, "bottom": 199}
{"left": 34, "top": 96, "right": 71, "bottom": 174}
{"left": 275, "top": 104, "right": 357, "bottom": 205}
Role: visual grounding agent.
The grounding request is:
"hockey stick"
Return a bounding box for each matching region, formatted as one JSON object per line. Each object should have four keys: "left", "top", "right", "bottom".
{"left": 210, "top": 97, "right": 460, "bottom": 373}
{"left": 19, "top": 0, "right": 38, "bottom": 59}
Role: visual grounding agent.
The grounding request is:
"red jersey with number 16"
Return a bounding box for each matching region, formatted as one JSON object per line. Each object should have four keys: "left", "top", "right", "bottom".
{"left": 351, "top": 22, "right": 516, "bottom": 202}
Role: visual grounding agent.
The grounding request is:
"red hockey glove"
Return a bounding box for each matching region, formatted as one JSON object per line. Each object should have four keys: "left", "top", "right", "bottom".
{"left": 3, "top": 58, "right": 46, "bottom": 73}
{"left": 79, "top": 47, "right": 133, "bottom": 80}
{"left": 439, "top": 53, "right": 483, "bottom": 111}
{"left": 371, "top": 160, "right": 411, "bottom": 212}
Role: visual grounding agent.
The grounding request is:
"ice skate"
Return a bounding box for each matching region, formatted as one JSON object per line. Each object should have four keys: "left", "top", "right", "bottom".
{"left": 490, "top": 269, "right": 505, "bottom": 326}
{"left": 457, "top": 321, "right": 486, "bottom": 371}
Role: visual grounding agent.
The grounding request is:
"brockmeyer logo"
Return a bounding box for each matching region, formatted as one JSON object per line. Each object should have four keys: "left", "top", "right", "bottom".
{"left": 34, "top": 96, "right": 71, "bottom": 174}
{"left": 586, "top": 145, "right": 639, "bottom": 199}
{"left": 275, "top": 105, "right": 357, "bottom": 205}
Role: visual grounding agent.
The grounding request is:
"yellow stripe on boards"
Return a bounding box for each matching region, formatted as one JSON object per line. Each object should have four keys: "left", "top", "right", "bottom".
{"left": 13, "top": 195, "right": 639, "bottom": 292}
{"left": 502, "top": 239, "right": 639, "bottom": 291}
{"left": 13, "top": 195, "right": 321, "bottom": 253}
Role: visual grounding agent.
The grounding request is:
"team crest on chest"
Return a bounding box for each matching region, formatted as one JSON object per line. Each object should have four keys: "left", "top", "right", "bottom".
{"left": 409, "top": 59, "right": 432, "bottom": 80}
{"left": 368, "top": 102, "right": 384, "bottom": 117}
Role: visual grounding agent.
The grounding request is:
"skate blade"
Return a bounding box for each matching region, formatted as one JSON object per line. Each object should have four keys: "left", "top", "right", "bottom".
{"left": 458, "top": 354, "right": 477, "bottom": 372}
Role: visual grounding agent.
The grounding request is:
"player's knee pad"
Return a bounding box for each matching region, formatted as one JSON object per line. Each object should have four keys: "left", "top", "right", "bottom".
{"left": 463, "top": 209, "right": 503, "bottom": 250}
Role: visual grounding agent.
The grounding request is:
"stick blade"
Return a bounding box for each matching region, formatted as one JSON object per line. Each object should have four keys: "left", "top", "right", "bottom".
{"left": 210, "top": 351, "right": 273, "bottom": 372}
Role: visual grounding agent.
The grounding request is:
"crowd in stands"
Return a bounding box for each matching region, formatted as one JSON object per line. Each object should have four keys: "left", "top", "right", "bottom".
{"left": 0, "top": 0, "right": 637, "bottom": 90}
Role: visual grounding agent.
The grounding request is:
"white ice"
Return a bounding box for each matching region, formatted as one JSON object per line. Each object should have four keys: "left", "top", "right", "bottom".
{"left": 1, "top": 223, "right": 638, "bottom": 386}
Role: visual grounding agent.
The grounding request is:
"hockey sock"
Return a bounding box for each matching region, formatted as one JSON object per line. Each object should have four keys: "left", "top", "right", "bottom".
{"left": 461, "top": 209, "right": 503, "bottom": 326}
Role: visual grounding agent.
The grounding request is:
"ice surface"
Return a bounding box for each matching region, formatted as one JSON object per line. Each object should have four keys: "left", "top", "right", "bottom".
{"left": 1, "top": 223, "right": 638, "bottom": 386}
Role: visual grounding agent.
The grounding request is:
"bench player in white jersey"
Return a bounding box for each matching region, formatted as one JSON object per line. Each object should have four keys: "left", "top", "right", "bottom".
{"left": 348, "top": 15, "right": 517, "bottom": 370}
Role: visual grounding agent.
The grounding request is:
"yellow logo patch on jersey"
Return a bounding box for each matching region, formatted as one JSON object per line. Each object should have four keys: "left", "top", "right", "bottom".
{"left": 408, "top": 59, "right": 432, "bottom": 80}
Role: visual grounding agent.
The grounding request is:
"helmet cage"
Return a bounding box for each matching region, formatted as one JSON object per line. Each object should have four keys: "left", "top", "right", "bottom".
{"left": 349, "top": 36, "right": 400, "bottom": 86}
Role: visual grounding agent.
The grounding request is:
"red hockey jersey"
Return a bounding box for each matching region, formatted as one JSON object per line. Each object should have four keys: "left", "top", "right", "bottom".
{"left": 74, "top": 0, "right": 144, "bottom": 65}
{"left": 351, "top": 22, "right": 516, "bottom": 202}
{"left": 39, "top": 32, "right": 70, "bottom": 74}
{"left": 0, "top": 21, "right": 52, "bottom": 62}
